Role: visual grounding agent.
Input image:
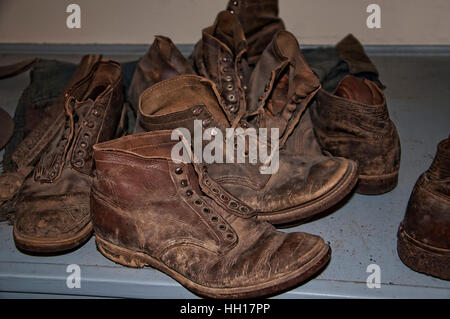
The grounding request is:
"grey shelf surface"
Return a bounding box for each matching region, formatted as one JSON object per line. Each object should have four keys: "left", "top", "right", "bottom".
{"left": 0, "top": 52, "right": 449, "bottom": 299}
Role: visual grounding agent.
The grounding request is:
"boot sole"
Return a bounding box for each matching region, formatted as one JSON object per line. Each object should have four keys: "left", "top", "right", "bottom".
{"left": 397, "top": 223, "right": 450, "bottom": 280}
{"left": 356, "top": 170, "right": 399, "bottom": 195}
{"left": 13, "top": 221, "right": 93, "bottom": 254}
{"left": 258, "top": 160, "right": 358, "bottom": 226}
{"left": 95, "top": 235, "right": 331, "bottom": 299}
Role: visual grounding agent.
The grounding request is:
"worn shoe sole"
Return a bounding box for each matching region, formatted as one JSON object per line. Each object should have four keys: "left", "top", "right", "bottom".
{"left": 13, "top": 221, "right": 93, "bottom": 254}
{"left": 356, "top": 170, "right": 399, "bottom": 195}
{"left": 397, "top": 223, "right": 450, "bottom": 280}
{"left": 258, "top": 160, "right": 358, "bottom": 226}
{"left": 95, "top": 235, "right": 331, "bottom": 299}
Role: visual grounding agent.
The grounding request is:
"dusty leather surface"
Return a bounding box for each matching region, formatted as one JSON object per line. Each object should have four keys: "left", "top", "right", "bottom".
{"left": 401, "top": 138, "right": 450, "bottom": 249}
{"left": 138, "top": 75, "right": 353, "bottom": 217}
{"left": 225, "top": 0, "right": 285, "bottom": 66}
{"left": 310, "top": 75, "right": 401, "bottom": 177}
{"left": 92, "top": 130, "right": 329, "bottom": 291}
{"left": 13, "top": 59, "right": 125, "bottom": 246}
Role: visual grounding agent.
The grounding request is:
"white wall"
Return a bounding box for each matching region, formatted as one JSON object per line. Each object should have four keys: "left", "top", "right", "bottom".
{"left": 0, "top": 0, "right": 449, "bottom": 45}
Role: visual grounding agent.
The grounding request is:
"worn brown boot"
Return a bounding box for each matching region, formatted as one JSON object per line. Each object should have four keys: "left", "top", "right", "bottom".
{"left": 225, "top": 0, "right": 285, "bottom": 65}
{"left": 91, "top": 130, "right": 331, "bottom": 298}
{"left": 138, "top": 75, "right": 358, "bottom": 226}
{"left": 128, "top": 35, "right": 195, "bottom": 112}
{"left": 246, "top": 30, "right": 322, "bottom": 149}
{"left": 13, "top": 60, "right": 126, "bottom": 253}
{"left": 397, "top": 138, "right": 450, "bottom": 280}
{"left": 309, "top": 75, "right": 401, "bottom": 195}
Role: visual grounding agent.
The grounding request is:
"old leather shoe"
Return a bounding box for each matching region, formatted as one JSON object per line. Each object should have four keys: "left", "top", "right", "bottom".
{"left": 13, "top": 59, "right": 126, "bottom": 253}
{"left": 91, "top": 130, "right": 331, "bottom": 298}
{"left": 310, "top": 75, "right": 401, "bottom": 195}
{"left": 138, "top": 75, "right": 358, "bottom": 226}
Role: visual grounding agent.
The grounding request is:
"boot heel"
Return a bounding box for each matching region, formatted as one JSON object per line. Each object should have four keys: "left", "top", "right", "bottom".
{"left": 95, "top": 235, "right": 147, "bottom": 268}
{"left": 397, "top": 224, "right": 450, "bottom": 280}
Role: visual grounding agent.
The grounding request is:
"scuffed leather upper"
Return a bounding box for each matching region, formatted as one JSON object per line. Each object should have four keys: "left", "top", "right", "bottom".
{"left": 402, "top": 138, "right": 450, "bottom": 249}
{"left": 128, "top": 35, "right": 195, "bottom": 112}
{"left": 92, "top": 131, "right": 329, "bottom": 289}
{"left": 138, "top": 75, "right": 353, "bottom": 216}
{"left": 14, "top": 60, "right": 124, "bottom": 239}
{"left": 246, "top": 30, "right": 321, "bottom": 149}
{"left": 310, "top": 75, "right": 401, "bottom": 177}
{"left": 193, "top": 11, "right": 251, "bottom": 127}
{"left": 225, "top": 0, "right": 285, "bottom": 65}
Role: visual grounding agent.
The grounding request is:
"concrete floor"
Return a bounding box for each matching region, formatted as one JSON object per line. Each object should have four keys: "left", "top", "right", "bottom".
{"left": 0, "top": 52, "right": 449, "bottom": 298}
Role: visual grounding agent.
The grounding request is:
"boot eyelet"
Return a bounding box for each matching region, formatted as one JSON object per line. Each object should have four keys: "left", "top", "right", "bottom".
{"left": 219, "top": 224, "right": 226, "bottom": 231}
{"left": 203, "top": 208, "right": 211, "bottom": 214}
{"left": 226, "top": 84, "right": 234, "bottom": 91}
{"left": 80, "top": 142, "right": 87, "bottom": 148}
{"left": 87, "top": 122, "right": 95, "bottom": 128}
{"left": 192, "top": 106, "right": 203, "bottom": 116}
{"left": 83, "top": 133, "right": 91, "bottom": 139}
{"left": 194, "top": 200, "right": 202, "bottom": 206}
{"left": 92, "top": 109, "right": 101, "bottom": 117}
{"left": 204, "top": 179, "right": 211, "bottom": 186}
{"left": 229, "top": 105, "right": 239, "bottom": 113}
{"left": 225, "top": 75, "right": 233, "bottom": 82}
{"left": 212, "top": 188, "right": 220, "bottom": 194}
{"left": 180, "top": 179, "right": 188, "bottom": 187}
{"left": 186, "top": 190, "right": 193, "bottom": 197}
{"left": 229, "top": 201, "right": 238, "bottom": 208}
{"left": 240, "top": 206, "right": 249, "bottom": 213}
{"left": 220, "top": 194, "right": 229, "bottom": 201}
{"left": 175, "top": 167, "right": 183, "bottom": 174}
{"left": 74, "top": 159, "right": 84, "bottom": 168}
{"left": 226, "top": 233, "right": 234, "bottom": 240}
{"left": 211, "top": 216, "right": 218, "bottom": 222}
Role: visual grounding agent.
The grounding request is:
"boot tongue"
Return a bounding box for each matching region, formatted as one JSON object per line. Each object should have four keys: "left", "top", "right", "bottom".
{"left": 246, "top": 31, "right": 320, "bottom": 146}
{"left": 211, "top": 11, "right": 247, "bottom": 54}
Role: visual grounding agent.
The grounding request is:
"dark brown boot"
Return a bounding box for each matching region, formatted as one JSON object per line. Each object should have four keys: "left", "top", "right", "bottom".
{"left": 138, "top": 75, "right": 358, "bottom": 226}
{"left": 13, "top": 60, "right": 126, "bottom": 253}
{"left": 397, "top": 138, "right": 450, "bottom": 280}
{"left": 309, "top": 75, "right": 401, "bottom": 195}
{"left": 225, "top": 0, "right": 285, "bottom": 65}
{"left": 91, "top": 130, "right": 331, "bottom": 298}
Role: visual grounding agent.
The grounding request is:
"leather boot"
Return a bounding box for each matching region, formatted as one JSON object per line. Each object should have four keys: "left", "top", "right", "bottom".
{"left": 246, "top": 30, "right": 322, "bottom": 150}
{"left": 397, "top": 138, "right": 450, "bottom": 280}
{"left": 225, "top": 0, "right": 285, "bottom": 65}
{"left": 91, "top": 130, "right": 331, "bottom": 298}
{"left": 128, "top": 35, "right": 195, "bottom": 112}
{"left": 138, "top": 75, "right": 358, "bottom": 226}
{"left": 309, "top": 75, "right": 401, "bottom": 195}
{"left": 13, "top": 59, "right": 126, "bottom": 253}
